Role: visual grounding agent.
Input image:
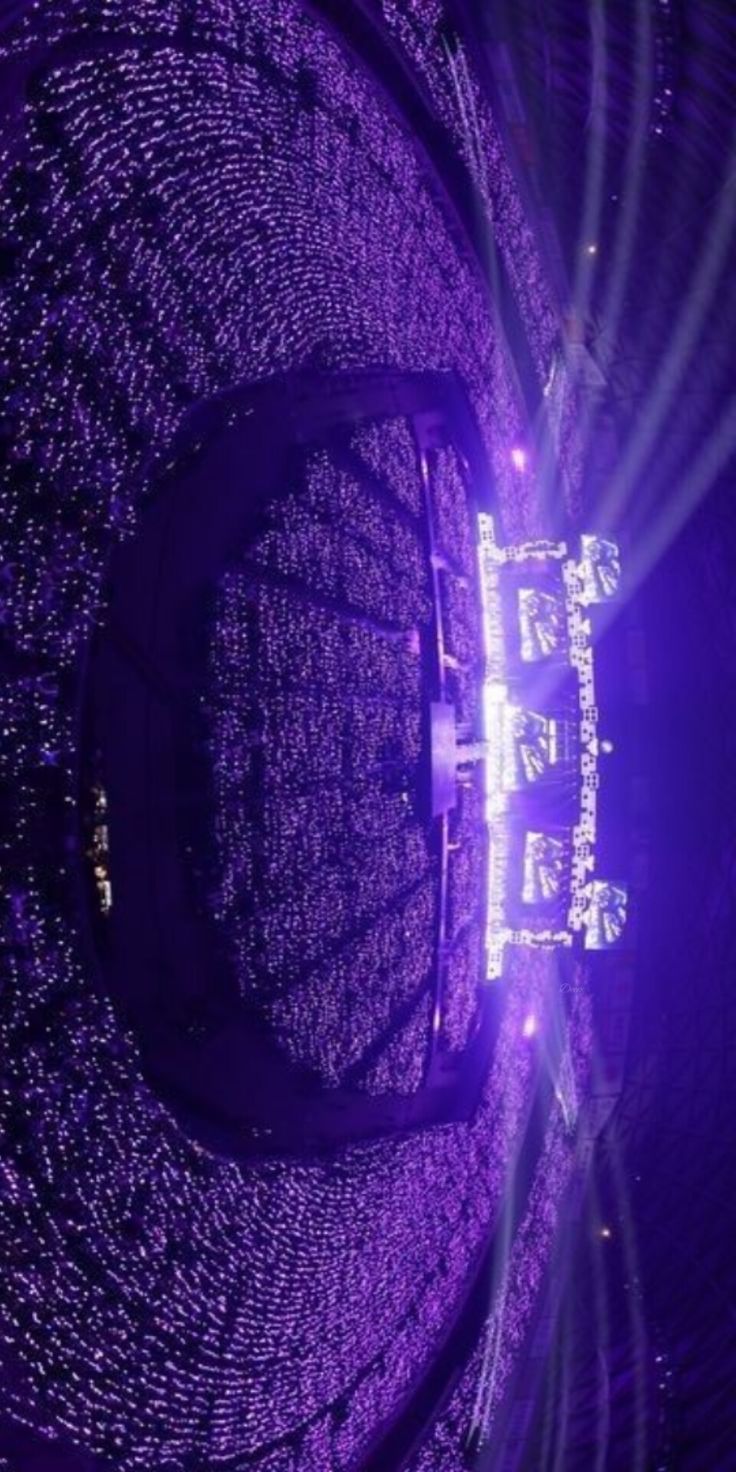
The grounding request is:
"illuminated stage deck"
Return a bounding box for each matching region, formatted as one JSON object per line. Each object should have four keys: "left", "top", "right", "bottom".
{"left": 477, "top": 513, "right": 628, "bottom": 977}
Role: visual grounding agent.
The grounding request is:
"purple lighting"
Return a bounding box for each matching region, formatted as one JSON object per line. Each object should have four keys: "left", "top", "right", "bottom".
{"left": 0, "top": 0, "right": 549, "bottom": 1461}
{"left": 0, "top": 0, "right": 629, "bottom": 1467}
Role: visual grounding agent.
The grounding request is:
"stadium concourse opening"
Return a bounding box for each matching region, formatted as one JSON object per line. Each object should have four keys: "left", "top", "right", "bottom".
{"left": 84, "top": 369, "right": 500, "bottom": 1158}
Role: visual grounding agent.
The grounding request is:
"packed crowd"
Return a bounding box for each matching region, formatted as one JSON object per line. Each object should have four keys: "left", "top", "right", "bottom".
{"left": 0, "top": 0, "right": 576, "bottom": 1465}
{"left": 208, "top": 420, "right": 492, "bottom": 1088}
{"left": 431, "top": 446, "right": 476, "bottom": 575}
{"left": 441, "top": 571, "right": 482, "bottom": 671}
{"left": 407, "top": 976, "right": 594, "bottom": 1471}
{"left": 351, "top": 417, "right": 425, "bottom": 518}
{"left": 208, "top": 439, "right": 440, "bottom": 1086}
{"left": 379, "top": 0, "right": 560, "bottom": 382}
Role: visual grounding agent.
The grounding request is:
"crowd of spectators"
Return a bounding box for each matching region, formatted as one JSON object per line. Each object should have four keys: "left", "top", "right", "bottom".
{"left": 208, "top": 441, "right": 440, "bottom": 1086}
{"left": 406, "top": 975, "right": 594, "bottom": 1470}
{"left": 0, "top": 0, "right": 575, "bottom": 1465}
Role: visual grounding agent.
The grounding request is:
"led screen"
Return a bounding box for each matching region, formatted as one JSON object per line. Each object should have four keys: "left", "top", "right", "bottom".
{"left": 522, "top": 832, "right": 565, "bottom": 904}
{"left": 518, "top": 588, "right": 564, "bottom": 661}
{"left": 584, "top": 881, "right": 629, "bottom": 948}
{"left": 579, "top": 535, "right": 621, "bottom": 603}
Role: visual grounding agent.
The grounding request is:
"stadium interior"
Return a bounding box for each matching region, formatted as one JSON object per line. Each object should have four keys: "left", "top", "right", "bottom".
{"left": 0, "top": 2, "right": 734, "bottom": 1469}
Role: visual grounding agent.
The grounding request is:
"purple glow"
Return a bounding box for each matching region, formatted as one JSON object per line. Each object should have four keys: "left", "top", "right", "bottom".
{"left": 0, "top": 1, "right": 583, "bottom": 1466}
